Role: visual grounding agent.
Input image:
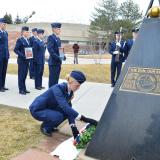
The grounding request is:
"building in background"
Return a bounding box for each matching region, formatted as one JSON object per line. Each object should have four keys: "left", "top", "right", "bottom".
{"left": 7, "top": 23, "right": 90, "bottom": 54}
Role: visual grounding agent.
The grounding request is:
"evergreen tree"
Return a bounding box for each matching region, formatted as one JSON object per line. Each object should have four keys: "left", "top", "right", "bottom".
{"left": 3, "top": 13, "right": 13, "bottom": 24}
{"left": 14, "top": 14, "right": 22, "bottom": 24}
{"left": 119, "top": 0, "right": 142, "bottom": 22}
{"left": 90, "top": 0, "right": 119, "bottom": 31}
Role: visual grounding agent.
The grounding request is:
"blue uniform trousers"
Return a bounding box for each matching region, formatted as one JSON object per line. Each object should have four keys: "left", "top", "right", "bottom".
{"left": 35, "top": 63, "right": 44, "bottom": 88}
{"left": 18, "top": 60, "right": 29, "bottom": 92}
{"left": 48, "top": 65, "right": 61, "bottom": 88}
{"left": 111, "top": 61, "right": 122, "bottom": 85}
{"left": 31, "top": 109, "right": 66, "bottom": 132}
{"left": 0, "top": 58, "right": 8, "bottom": 89}
{"left": 29, "top": 59, "right": 35, "bottom": 78}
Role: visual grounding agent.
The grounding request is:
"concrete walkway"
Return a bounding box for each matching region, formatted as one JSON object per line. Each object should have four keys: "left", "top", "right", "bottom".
{"left": 0, "top": 74, "right": 113, "bottom": 160}
{"left": 9, "top": 57, "right": 111, "bottom": 65}
{"left": 0, "top": 74, "right": 113, "bottom": 120}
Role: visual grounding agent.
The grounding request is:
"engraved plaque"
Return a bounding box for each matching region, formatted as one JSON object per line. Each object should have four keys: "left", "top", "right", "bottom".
{"left": 120, "top": 67, "right": 160, "bottom": 95}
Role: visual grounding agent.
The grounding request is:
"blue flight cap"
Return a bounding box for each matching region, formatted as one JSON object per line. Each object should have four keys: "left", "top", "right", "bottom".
{"left": 51, "top": 22, "right": 62, "bottom": 28}
{"left": 21, "top": 26, "right": 29, "bottom": 32}
{"left": 37, "top": 29, "right": 45, "bottom": 34}
{"left": 0, "top": 18, "right": 6, "bottom": 23}
{"left": 32, "top": 28, "right": 37, "bottom": 32}
{"left": 70, "top": 70, "right": 86, "bottom": 84}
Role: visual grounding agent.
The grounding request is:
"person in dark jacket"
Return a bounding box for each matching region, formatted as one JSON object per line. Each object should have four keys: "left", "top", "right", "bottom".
{"left": 33, "top": 29, "right": 46, "bottom": 90}
{"left": 125, "top": 28, "right": 139, "bottom": 60}
{"left": 72, "top": 43, "right": 79, "bottom": 64}
{"left": 29, "top": 28, "right": 38, "bottom": 79}
{"left": 47, "top": 22, "right": 62, "bottom": 88}
{"left": 0, "top": 18, "right": 9, "bottom": 92}
{"left": 14, "top": 26, "right": 31, "bottom": 95}
{"left": 29, "top": 70, "right": 98, "bottom": 137}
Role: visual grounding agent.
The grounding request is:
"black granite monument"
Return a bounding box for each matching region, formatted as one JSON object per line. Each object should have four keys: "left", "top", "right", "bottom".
{"left": 86, "top": 1, "right": 160, "bottom": 160}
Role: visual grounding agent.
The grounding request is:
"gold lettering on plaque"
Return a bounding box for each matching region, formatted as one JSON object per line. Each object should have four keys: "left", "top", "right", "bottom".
{"left": 120, "top": 67, "right": 160, "bottom": 95}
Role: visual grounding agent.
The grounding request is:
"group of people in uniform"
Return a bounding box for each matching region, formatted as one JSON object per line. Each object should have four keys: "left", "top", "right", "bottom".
{"left": 0, "top": 17, "right": 65, "bottom": 94}
{"left": 0, "top": 16, "right": 139, "bottom": 138}
{"left": 108, "top": 28, "right": 139, "bottom": 87}
{"left": 0, "top": 17, "right": 98, "bottom": 138}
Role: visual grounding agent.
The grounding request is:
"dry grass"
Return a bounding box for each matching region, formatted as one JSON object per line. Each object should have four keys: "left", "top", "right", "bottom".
{"left": 7, "top": 64, "right": 111, "bottom": 83}
{"left": 0, "top": 105, "right": 44, "bottom": 160}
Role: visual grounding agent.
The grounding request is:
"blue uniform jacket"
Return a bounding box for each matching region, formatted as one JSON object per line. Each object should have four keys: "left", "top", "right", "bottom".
{"left": 0, "top": 30, "right": 9, "bottom": 60}
{"left": 124, "top": 39, "right": 134, "bottom": 60}
{"left": 29, "top": 36, "right": 37, "bottom": 47}
{"left": 126, "top": 39, "right": 134, "bottom": 52}
{"left": 47, "top": 34, "right": 62, "bottom": 65}
{"left": 108, "top": 40, "right": 126, "bottom": 62}
{"left": 29, "top": 82, "right": 79, "bottom": 124}
{"left": 14, "top": 37, "right": 31, "bottom": 63}
{"left": 33, "top": 39, "right": 46, "bottom": 64}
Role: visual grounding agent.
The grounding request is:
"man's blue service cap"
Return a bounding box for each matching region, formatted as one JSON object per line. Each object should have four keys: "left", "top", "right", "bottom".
{"left": 132, "top": 28, "right": 139, "bottom": 33}
{"left": 21, "top": 26, "right": 29, "bottom": 31}
{"left": 37, "top": 29, "right": 45, "bottom": 34}
{"left": 0, "top": 18, "right": 6, "bottom": 23}
{"left": 51, "top": 22, "right": 62, "bottom": 28}
{"left": 32, "top": 28, "right": 37, "bottom": 32}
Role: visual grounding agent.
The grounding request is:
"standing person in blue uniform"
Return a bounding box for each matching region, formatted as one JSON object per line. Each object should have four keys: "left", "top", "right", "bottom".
{"left": 125, "top": 28, "right": 139, "bottom": 60}
{"left": 14, "top": 26, "right": 31, "bottom": 95}
{"left": 0, "top": 18, "right": 10, "bottom": 92}
{"left": 29, "top": 70, "right": 98, "bottom": 137}
{"left": 47, "top": 22, "right": 62, "bottom": 88}
{"left": 33, "top": 29, "right": 46, "bottom": 90}
{"left": 29, "top": 28, "right": 37, "bottom": 79}
{"left": 108, "top": 31, "right": 126, "bottom": 87}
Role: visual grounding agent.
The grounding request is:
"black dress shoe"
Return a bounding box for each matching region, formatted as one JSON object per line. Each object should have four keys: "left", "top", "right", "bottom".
{"left": 3, "top": 87, "right": 9, "bottom": 90}
{"left": 25, "top": 90, "right": 30, "bottom": 93}
{"left": 35, "top": 87, "right": 42, "bottom": 90}
{"left": 40, "top": 126, "right": 52, "bottom": 137}
{"left": 19, "top": 91, "right": 26, "bottom": 95}
{"left": 111, "top": 84, "right": 115, "bottom": 87}
{"left": 40, "top": 86, "right": 45, "bottom": 89}
{"left": 0, "top": 88, "right": 5, "bottom": 92}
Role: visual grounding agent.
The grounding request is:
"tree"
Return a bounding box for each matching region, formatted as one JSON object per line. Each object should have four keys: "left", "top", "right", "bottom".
{"left": 14, "top": 14, "right": 22, "bottom": 24}
{"left": 119, "top": 0, "right": 143, "bottom": 22}
{"left": 89, "top": 0, "right": 143, "bottom": 42}
{"left": 90, "top": 0, "right": 119, "bottom": 31}
{"left": 3, "top": 13, "right": 13, "bottom": 24}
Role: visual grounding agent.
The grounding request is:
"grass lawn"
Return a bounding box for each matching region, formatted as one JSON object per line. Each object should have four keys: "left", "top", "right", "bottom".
{"left": 8, "top": 64, "right": 111, "bottom": 83}
{"left": 0, "top": 105, "right": 44, "bottom": 160}
{"left": 78, "top": 54, "right": 111, "bottom": 59}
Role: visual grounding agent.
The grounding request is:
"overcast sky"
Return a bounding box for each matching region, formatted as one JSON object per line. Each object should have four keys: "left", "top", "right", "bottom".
{"left": 0, "top": 0, "right": 158, "bottom": 24}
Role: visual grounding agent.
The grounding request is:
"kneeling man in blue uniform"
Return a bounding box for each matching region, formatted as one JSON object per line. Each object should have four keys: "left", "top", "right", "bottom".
{"left": 0, "top": 18, "right": 10, "bottom": 92}
{"left": 29, "top": 70, "right": 98, "bottom": 137}
{"left": 33, "top": 29, "right": 46, "bottom": 90}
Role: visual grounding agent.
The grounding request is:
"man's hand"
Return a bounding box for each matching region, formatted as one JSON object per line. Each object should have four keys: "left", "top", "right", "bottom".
{"left": 80, "top": 115, "right": 98, "bottom": 126}
{"left": 71, "top": 124, "right": 79, "bottom": 139}
{"left": 116, "top": 42, "right": 121, "bottom": 47}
